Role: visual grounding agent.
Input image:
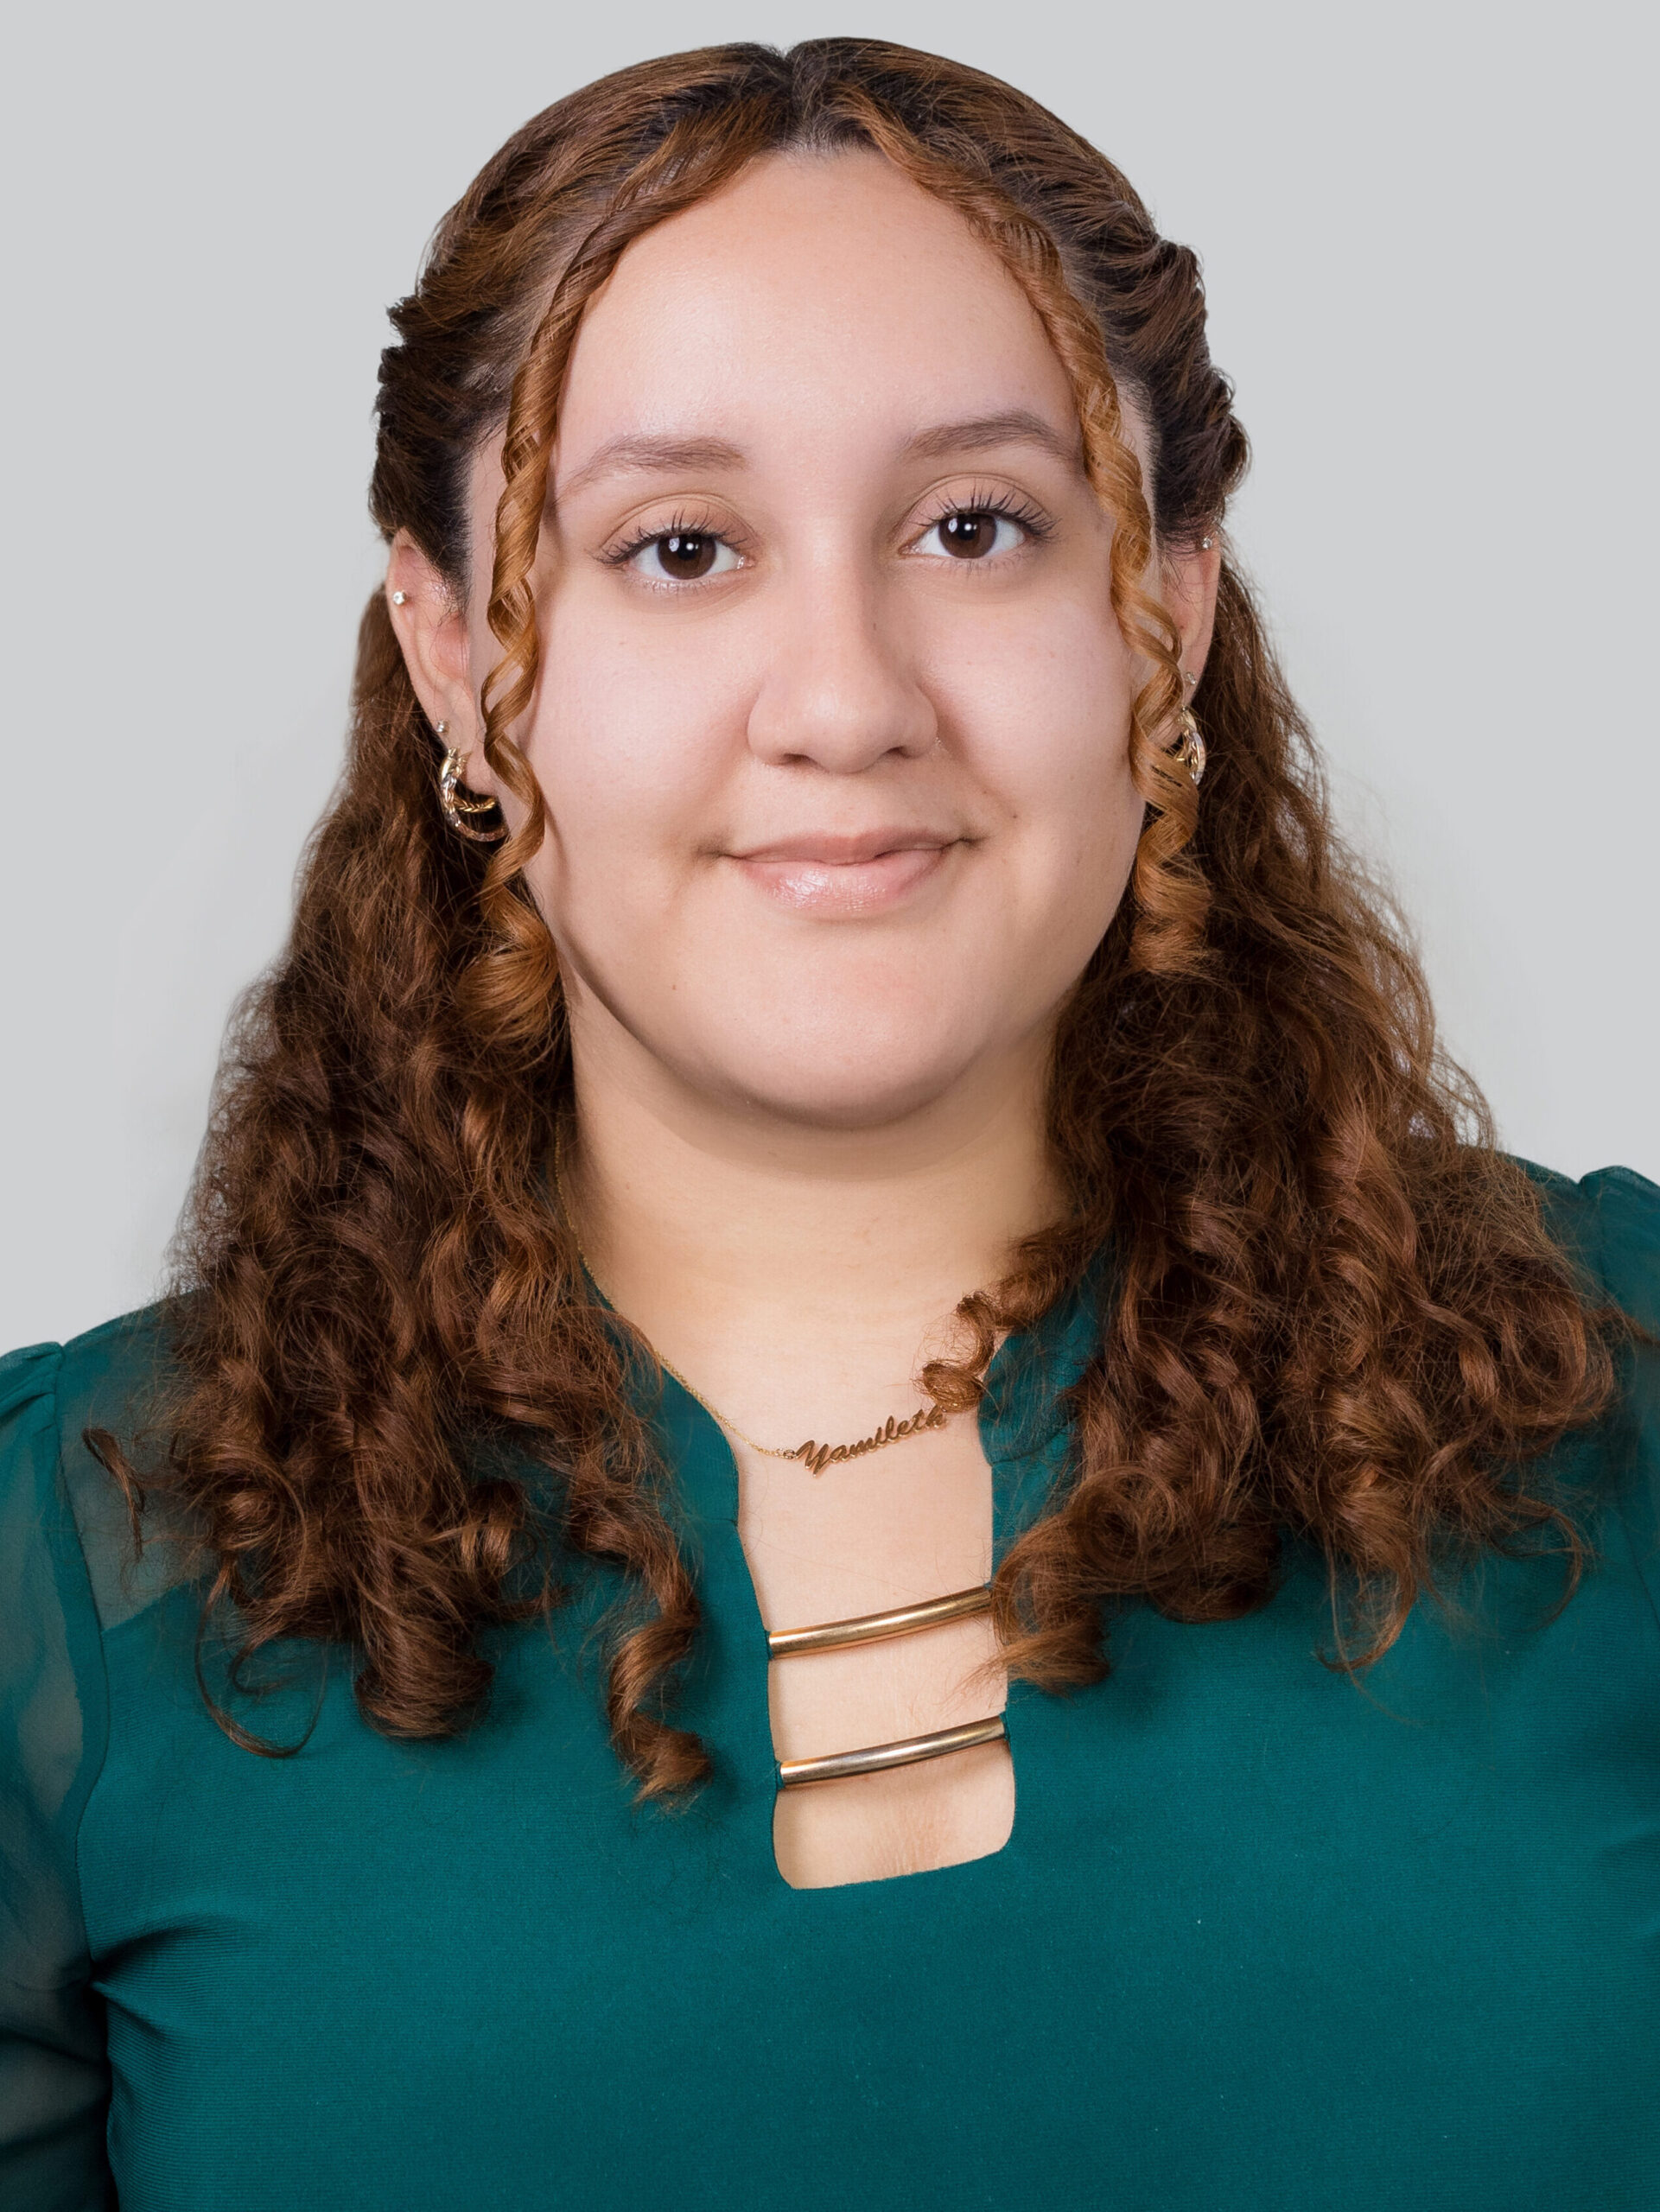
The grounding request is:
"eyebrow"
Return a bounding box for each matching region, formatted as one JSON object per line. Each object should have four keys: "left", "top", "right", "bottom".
{"left": 900, "top": 409, "right": 1082, "bottom": 470}
{"left": 554, "top": 435, "right": 748, "bottom": 502}
{"left": 553, "top": 410, "right": 1081, "bottom": 503}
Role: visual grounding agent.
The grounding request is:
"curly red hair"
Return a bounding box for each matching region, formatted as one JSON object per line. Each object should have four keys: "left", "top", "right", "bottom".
{"left": 91, "top": 39, "right": 1623, "bottom": 1796}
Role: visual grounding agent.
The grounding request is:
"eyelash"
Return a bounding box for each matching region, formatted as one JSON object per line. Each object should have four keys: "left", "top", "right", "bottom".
{"left": 601, "top": 485, "right": 1054, "bottom": 584}
{"left": 906, "top": 485, "right": 1054, "bottom": 555}
{"left": 601, "top": 507, "right": 742, "bottom": 575}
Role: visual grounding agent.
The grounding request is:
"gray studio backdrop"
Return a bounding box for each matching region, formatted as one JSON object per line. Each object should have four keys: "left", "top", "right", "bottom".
{"left": 4, "top": 0, "right": 1654, "bottom": 1351}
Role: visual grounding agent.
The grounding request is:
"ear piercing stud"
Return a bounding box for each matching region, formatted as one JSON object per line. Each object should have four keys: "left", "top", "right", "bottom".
{"left": 391, "top": 589, "right": 409, "bottom": 605}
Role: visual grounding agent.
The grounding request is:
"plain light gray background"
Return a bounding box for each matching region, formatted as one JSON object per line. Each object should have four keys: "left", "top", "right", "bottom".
{"left": 3, "top": 0, "right": 1654, "bottom": 1352}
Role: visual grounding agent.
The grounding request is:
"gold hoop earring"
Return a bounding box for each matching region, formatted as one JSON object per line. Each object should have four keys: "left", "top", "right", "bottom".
{"left": 1173, "top": 709, "right": 1206, "bottom": 788}
{"left": 437, "top": 735, "right": 507, "bottom": 843}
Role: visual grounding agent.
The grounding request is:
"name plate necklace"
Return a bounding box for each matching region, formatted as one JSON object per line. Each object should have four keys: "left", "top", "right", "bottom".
{"left": 652, "top": 1368, "right": 951, "bottom": 1477}
{"left": 554, "top": 1141, "right": 955, "bottom": 1477}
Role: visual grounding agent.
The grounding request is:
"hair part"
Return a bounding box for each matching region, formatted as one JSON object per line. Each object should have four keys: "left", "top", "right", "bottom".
{"left": 92, "top": 39, "right": 1623, "bottom": 1797}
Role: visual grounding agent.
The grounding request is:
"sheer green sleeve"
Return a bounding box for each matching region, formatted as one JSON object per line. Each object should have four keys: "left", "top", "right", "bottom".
{"left": 1580, "top": 1165, "right": 1660, "bottom": 1608}
{"left": 0, "top": 1340, "right": 115, "bottom": 2209}
{"left": 1523, "top": 1159, "right": 1660, "bottom": 1612}
{"left": 1582, "top": 1164, "right": 1660, "bottom": 1335}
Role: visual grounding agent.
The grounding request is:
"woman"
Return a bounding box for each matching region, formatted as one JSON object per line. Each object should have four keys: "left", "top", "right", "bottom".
{"left": 3, "top": 36, "right": 1655, "bottom": 2212}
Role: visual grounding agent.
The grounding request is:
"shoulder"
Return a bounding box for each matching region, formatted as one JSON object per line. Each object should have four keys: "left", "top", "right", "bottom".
{"left": 1511, "top": 1159, "right": 1660, "bottom": 1598}
{"left": 61, "top": 1303, "right": 189, "bottom": 1500}
{"left": 1, "top": 1299, "right": 194, "bottom": 1634}
{"left": 0, "top": 1340, "right": 71, "bottom": 1569}
{"left": 1511, "top": 1156, "right": 1660, "bottom": 1331}
{"left": 2, "top": 1297, "right": 181, "bottom": 1421}
{"left": 2, "top": 1298, "right": 182, "bottom": 1493}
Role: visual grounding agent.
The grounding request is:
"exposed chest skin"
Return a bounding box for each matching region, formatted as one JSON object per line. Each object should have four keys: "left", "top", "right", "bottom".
{"left": 732, "top": 1413, "right": 1014, "bottom": 1889}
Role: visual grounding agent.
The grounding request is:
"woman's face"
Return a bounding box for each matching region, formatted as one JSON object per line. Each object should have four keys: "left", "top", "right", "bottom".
{"left": 439, "top": 149, "right": 1211, "bottom": 1132}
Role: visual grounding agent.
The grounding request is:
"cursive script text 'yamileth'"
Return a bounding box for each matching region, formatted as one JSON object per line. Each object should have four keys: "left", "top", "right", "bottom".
{"left": 789, "top": 1406, "right": 951, "bottom": 1477}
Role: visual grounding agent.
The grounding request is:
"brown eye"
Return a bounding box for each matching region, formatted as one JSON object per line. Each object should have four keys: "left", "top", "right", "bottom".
{"left": 916, "top": 508, "right": 1026, "bottom": 562}
{"left": 627, "top": 529, "right": 742, "bottom": 585}
{"left": 942, "top": 511, "right": 995, "bottom": 557}
{"left": 659, "top": 531, "right": 715, "bottom": 577}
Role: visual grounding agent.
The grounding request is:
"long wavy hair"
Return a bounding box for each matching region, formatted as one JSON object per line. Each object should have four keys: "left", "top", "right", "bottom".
{"left": 93, "top": 38, "right": 1623, "bottom": 1796}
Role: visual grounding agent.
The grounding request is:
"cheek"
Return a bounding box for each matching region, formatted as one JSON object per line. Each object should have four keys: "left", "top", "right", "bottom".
{"left": 927, "top": 592, "right": 1142, "bottom": 882}
{"left": 505, "top": 591, "right": 753, "bottom": 918}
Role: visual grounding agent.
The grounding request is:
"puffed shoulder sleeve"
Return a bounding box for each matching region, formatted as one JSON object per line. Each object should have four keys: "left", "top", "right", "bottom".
{"left": 1580, "top": 1165, "right": 1660, "bottom": 1338}
{"left": 1525, "top": 1161, "right": 1660, "bottom": 1608}
{"left": 0, "top": 1341, "right": 115, "bottom": 2209}
{"left": 1586, "top": 1167, "right": 1660, "bottom": 1597}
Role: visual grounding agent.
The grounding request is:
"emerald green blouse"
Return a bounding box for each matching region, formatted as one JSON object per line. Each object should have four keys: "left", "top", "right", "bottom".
{"left": 3, "top": 1159, "right": 1657, "bottom": 2211}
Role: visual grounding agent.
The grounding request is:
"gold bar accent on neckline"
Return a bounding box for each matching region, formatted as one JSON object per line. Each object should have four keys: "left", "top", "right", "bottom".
{"left": 766, "top": 1584, "right": 993, "bottom": 1658}
{"left": 776, "top": 1714, "right": 1008, "bottom": 1789}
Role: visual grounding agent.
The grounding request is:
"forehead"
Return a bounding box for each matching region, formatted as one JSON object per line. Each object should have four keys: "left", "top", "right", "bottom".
{"left": 551, "top": 148, "right": 1082, "bottom": 470}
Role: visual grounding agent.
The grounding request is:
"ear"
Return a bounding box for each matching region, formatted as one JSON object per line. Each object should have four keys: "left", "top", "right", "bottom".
{"left": 1160, "top": 533, "right": 1224, "bottom": 691}
{"left": 384, "top": 531, "right": 505, "bottom": 802}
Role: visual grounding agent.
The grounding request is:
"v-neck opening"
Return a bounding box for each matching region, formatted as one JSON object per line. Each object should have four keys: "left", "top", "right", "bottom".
{"left": 645, "top": 1287, "right": 1103, "bottom": 1897}
{"left": 579, "top": 1250, "right": 1109, "bottom": 1896}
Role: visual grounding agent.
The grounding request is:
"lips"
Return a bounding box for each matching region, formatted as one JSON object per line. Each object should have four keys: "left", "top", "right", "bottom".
{"left": 730, "top": 828, "right": 955, "bottom": 866}
{"left": 726, "top": 827, "right": 962, "bottom": 917}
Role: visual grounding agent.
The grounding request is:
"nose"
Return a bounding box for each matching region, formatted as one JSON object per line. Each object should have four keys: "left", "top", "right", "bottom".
{"left": 745, "top": 565, "right": 938, "bottom": 772}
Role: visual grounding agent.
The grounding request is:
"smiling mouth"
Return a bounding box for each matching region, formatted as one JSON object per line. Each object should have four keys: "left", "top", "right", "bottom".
{"left": 726, "top": 831, "right": 964, "bottom": 917}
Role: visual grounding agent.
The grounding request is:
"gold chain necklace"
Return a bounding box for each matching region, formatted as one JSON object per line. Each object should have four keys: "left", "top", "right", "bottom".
{"left": 643, "top": 1351, "right": 950, "bottom": 1476}
{"left": 553, "top": 1135, "right": 953, "bottom": 1477}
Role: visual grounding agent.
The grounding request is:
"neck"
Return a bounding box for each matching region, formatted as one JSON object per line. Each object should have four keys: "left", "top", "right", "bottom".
{"left": 562, "top": 1010, "right": 1063, "bottom": 1425}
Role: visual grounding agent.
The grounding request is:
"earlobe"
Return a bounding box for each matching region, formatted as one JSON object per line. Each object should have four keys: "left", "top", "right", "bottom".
{"left": 1163, "top": 529, "right": 1224, "bottom": 692}
{"left": 384, "top": 530, "right": 493, "bottom": 784}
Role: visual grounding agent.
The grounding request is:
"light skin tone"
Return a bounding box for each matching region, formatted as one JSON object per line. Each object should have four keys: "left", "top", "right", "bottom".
{"left": 391, "top": 148, "right": 1219, "bottom": 1888}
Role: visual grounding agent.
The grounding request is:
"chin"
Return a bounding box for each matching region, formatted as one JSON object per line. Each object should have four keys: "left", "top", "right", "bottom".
{"left": 728, "top": 1062, "right": 979, "bottom": 1132}
{"left": 689, "top": 1001, "right": 1008, "bottom": 1131}
{"left": 567, "top": 947, "right": 1055, "bottom": 1134}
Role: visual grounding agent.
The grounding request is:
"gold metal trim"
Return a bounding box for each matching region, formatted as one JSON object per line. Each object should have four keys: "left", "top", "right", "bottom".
{"left": 766, "top": 1584, "right": 993, "bottom": 1658}
{"left": 776, "top": 1714, "right": 1008, "bottom": 1789}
